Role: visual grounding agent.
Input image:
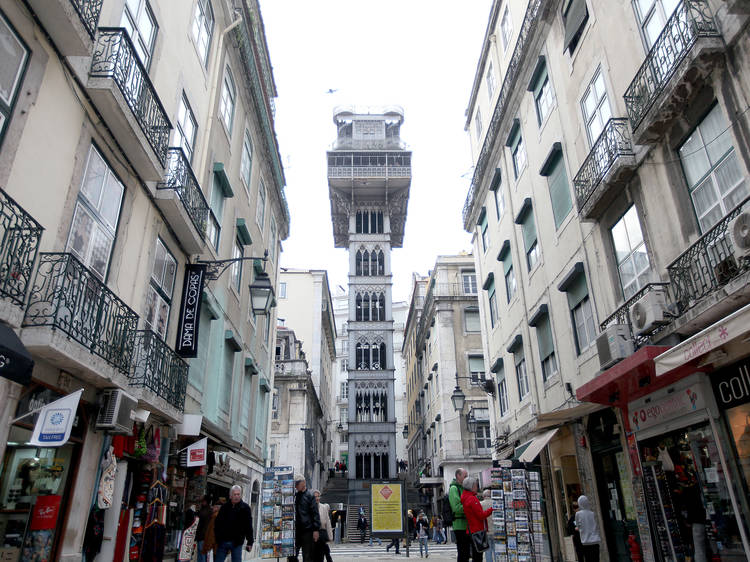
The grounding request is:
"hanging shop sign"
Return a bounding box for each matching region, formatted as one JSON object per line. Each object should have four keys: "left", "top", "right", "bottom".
{"left": 186, "top": 437, "right": 208, "bottom": 467}
{"left": 629, "top": 382, "right": 708, "bottom": 432}
{"left": 27, "top": 389, "right": 83, "bottom": 447}
{"left": 175, "top": 264, "right": 207, "bottom": 358}
{"left": 711, "top": 357, "right": 750, "bottom": 410}
{"left": 371, "top": 482, "right": 403, "bottom": 535}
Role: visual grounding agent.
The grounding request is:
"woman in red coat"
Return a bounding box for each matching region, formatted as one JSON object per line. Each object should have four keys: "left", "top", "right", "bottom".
{"left": 460, "top": 476, "right": 493, "bottom": 562}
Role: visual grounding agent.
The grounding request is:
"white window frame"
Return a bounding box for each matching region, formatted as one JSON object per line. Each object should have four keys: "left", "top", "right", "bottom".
{"left": 581, "top": 68, "right": 612, "bottom": 147}
{"left": 534, "top": 74, "right": 555, "bottom": 126}
{"left": 634, "top": 0, "right": 681, "bottom": 49}
{"left": 256, "top": 179, "right": 266, "bottom": 228}
{"left": 515, "top": 354, "right": 529, "bottom": 400}
{"left": 174, "top": 93, "right": 197, "bottom": 162}
{"left": 241, "top": 129, "right": 253, "bottom": 191}
{"left": 494, "top": 188, "right": 505, "bottom": 220}
{"left": 464, "top": 307, "right": 481, "bottom": 333}
{"left": 219, "top": 66, "right": 236, "bottom": 135}
{"left": 486, "top": 61, "right": 496, "bottom": 99}
{"left": 611, "top": 206, "right": 651, "bottom": 300}
{"left": 269, "top": 217, "right": 277, "bottom": 263}
{"left": 500, "top": 7, "right": 513, "bottom": 52}
{"left": 0, "top": 12, "right": 29, "bottom": 146}
{"left": 572, "top": 296, "right": 597, "bottom": 354}
{"left": 144, "top": 237, "right": 176, "bottom": 339}
{"left": 475, "top": 109, "right": 483, "bottom": 140}
{"left": 498, "top": 378, "right": 509, "bottom": 417}
{"left": 505, "top": 266, "right": 516, "bottom": 303}
{"left": 462, "top": 272, "right": 477, "bottom": 295}
{"left": 279, "top": 282, "right": 287, "bottom": 299}
{"left": 512, "top": 136, "right": 527, "bottom": 179}
{"left": 231, "top": 237, "right": 243, "bottom": 293}
{"left": 191, "top": 0, "right": 214, "bottom": 66}
{"left": 121, "top": 0, "right": 158, "bottom": 69}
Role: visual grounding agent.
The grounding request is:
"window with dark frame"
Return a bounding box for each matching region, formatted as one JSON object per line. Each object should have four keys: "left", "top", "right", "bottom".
{"left": 121, "top": 0, "right": 158, "bottom": 69}
{"left": 562, "top": 0, "right": 589, "bottom": 55}
{"left": 144, "top": 238, "right": 176, "bottom": 340}
{"left": 0, "top": 13, "right": 28, "bottom": 147}
{"left": 468, "top": 355, "right": 486, "bottom": 384}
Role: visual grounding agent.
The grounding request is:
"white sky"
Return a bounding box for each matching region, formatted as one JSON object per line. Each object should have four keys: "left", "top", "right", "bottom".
{"left": 260, "top": 0, "right": 493, "bottom": 301}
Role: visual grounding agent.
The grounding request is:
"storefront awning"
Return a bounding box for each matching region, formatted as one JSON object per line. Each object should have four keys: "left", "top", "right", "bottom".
{"left": 655, "top": 302, "right": 750, "bottom": 376}
{"left": 535, "top": 403, "right": 605, "bottom": 430}
{"left": 0, "top": 323, "right": 33, "bottom": 385}
{"left": 517, "top": 428, "right": 559, "bottom": 463}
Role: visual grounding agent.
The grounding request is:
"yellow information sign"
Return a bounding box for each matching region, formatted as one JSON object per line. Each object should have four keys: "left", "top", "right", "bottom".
{"left": 371, "top": 483, "right": 403, "bottom": 533}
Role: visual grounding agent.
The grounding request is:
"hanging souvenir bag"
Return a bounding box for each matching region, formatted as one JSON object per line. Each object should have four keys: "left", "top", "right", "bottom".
{"left": 144, "top": 427, "right": 161, "bottom": 462}
{"left": 97, "top": 446, "right": 118, "bottom": 508}
{"left": 133, "top": 425, "right": 147, "bottom": 458}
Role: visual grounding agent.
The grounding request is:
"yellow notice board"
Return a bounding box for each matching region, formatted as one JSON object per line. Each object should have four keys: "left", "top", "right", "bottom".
{"left": 371, "top": 483, "right": 404, "bottom": 534}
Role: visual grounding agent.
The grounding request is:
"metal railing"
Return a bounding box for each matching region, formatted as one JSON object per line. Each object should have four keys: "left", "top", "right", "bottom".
{"left": 462, "top": 0, "right": 547, "bottom": 229}
{"left": 667, "top": 196, "right": 750, "bottom": 312}
{"left": 573, "top": 119, "right": 635, "bottom": 212}
{"left": 0, "top": 189, "right": 43, "bottom": 307}
{"left": 70, "top": 0, "right": 103, "bottom": 39}
{"left": 90, "top": 28, "right": 171, "bottom": 167}
{"left": 157, "top": 148, "right": 209, "bottom": 237}
{"left": 600, "top": 282, "right": 672, "bottom": 331}
{"left": 624, "top": 0, "right": 720, "bottom": 131}
{"left": 327, "top": 166, "right": 411, "bottom": 179}
{"left": 23, "top": 253, "right": 139, "bottom": 373}
{"left": 130, "top": 330, "right": 188, "bottom": 410}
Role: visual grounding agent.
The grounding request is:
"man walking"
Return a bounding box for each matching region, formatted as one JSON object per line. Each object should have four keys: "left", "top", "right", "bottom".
{"left": 292, "top": 475, "right": 320, "bottom": 562}
{"left": 448, "top": 468, "right": 470, "bottom": 562}
{"left": 215, "top": 485, "right": 254, "bottom": 561}
{"left": 357, "top": 511, "right": 368, "bottom": 544}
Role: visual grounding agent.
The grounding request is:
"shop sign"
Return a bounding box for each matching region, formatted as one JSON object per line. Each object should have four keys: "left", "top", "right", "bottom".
{"left": 630, "top": 384, "right": 707, "bottom": 432}
{"left": 29, "top": 389, "right": 83, "bottom": 447}
{"left": 711, "top": 357, "right": 750, "bottom": 410}
{"left": 175, "top": 264, "right": 207, "bottom": 358}
{"left": 30, "top": 495, "right": 61, "bottom": 530}
{"left": 186, "top": 437, "right": 207, "bottom": 467}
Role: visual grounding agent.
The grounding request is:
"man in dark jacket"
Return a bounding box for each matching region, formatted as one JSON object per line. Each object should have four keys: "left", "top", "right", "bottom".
{"left": 292, "top": 475, "right": 320, "bottom": 562}
{"left": 196, "top": 495, "right": 213, "bottom": 562}
{"left": 215, "top": 485, "right": 254, "bottom": 561}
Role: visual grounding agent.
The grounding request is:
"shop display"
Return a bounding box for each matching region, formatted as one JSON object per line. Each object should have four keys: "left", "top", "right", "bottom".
{"left": 642, "top": 462, "right": 684, "bottom": 561}
{"left": 260, "top": 466, "right": 295, "bottom": 559}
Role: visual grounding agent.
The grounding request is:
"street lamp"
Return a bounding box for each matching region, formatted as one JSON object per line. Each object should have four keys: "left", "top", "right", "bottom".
{"left": 466, "top": 409, "right": 478, "bottom": 434}
{"left": 450, "top": 384, "right": 466, "bottom": 412}
{"left": 402, "top": 424, "right": 409, "bottom": 439}
{"left": 198, "top": 250, "right": 276, "bottom": 315}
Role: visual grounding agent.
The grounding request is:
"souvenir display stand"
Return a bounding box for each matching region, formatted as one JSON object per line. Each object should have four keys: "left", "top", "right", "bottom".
{"left": 260, "top": 466, "right": 295, "bottom": 559}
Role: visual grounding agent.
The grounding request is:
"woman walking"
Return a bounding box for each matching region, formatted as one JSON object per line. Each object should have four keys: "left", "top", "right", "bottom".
{"left": 460, "top": 477, "right": 493, "bottom": 562}
{"left": 313, "top": 490, "right": 333, "bottom": 562}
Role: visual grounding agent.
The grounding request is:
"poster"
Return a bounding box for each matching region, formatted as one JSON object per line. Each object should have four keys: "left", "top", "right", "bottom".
{"left": 260, "top": 466, "right": 295, "bottom": 558}
{"left": 371, "top": 483, "right": 403, "bottom": 534}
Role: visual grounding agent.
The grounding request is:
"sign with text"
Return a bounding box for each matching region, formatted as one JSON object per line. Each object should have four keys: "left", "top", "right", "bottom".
{"left": 629, "top": 383, "right": 707, "bottom": 432}
{"left": 711, "top": 357, "right": 750, "bottom": 410}
{"left": 29, "top": 389, "right": 83, "bottom": 447}
{"left": 30, "top": 495, "right": 61, "bottom": 530}
{"left": 186, "top": 437, "right": 207, "bottom": 467}
{"left": 175, "top": 264, "right": 207, "bottom": 358}
{"left": 371, "top": 482, "right": 403, "bottom": 535}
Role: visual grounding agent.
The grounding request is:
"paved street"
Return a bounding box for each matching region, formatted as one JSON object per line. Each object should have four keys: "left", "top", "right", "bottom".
{"left": 327, "top": 542, "right": 455, "bottom": 561}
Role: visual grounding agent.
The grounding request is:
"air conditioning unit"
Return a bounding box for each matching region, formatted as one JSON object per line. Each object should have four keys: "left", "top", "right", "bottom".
{"left": 729, "top": 211, "right": 750, "bottom": 259}
{"left": 629, "top": 288, "right": 669, "bottom": 335}
{"left": 96, "top": 388, "right": 138, "bottom": 434}
{"left": 596, "top": 324, "right": 634, "bottom": 370}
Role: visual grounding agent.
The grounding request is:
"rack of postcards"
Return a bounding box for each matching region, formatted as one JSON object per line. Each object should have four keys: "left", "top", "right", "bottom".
{"left": 490, "top": 461, "right": 546, "bottom": 561}
{"left": 260, "top": 466, "right": 296, "bottom": 559}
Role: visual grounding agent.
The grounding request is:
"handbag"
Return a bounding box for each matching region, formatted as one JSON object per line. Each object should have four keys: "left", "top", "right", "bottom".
{"left": 471, "top": 530, "right": 489, "bottom": 552}
{"left": 318, "top": 528, "right": 329, "bottom": 542}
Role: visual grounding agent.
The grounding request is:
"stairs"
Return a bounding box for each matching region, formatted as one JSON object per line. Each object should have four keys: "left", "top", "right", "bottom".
{"left": 346, "top": 504, "right": 371, "bottom": 543}
{"left": 321, "top": 473, "right": 349, "bottom": 505}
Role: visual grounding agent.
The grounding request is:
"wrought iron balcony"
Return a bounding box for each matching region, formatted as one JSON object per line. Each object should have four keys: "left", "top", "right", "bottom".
{"left": 23, "top": 252, "right": 139, "bottom": 373}
{"left": 27, "top": 0, "right": 102, "bottom": 56}
{"left": 0, "top": 189, "right": 43, "bottom": 308}
{"left": 573, "top": 119, "right": 636, "bottom": 219}
{"left": 130, "top": 330, "right": 188, "bottom": 411}
{"left": 667, "top": 195, "right": 750, "bottom": 313}
{"left": 155, "top": 148, "right": 209, "bottom": 253}
{"left": 70, "top": 0, "right": 102, "bottom": 39}
{"left": 623, "top": 0, "right": 721, "bottom": 142}
{"left": 600, "top": 282, "right": 673, "bottom": 346}
{"left": 88, "top": 28, "right": 171, "bottom": 178}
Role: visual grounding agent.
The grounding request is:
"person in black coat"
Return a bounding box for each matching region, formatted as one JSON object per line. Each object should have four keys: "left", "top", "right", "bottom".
{"left": 566, "top": 502, "right": 583, "bottom": 562}
{"left": 290, "top": 475, "right": 320, "bottom": 562}
{"left": 357, "top": 512, "right": 368, "bottom": 543}
{"left": 215, "top": 485, "right": 254, "bottom": 561}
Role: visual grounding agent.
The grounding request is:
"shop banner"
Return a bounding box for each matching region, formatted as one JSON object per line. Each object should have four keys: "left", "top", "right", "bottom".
{"left": 711, "top": 357, "right": 750, "bottom": 410}
{"left": 29, "top": 389, "right": 83, "bottom": 447}
{"left": 186, "top": 437, "right": 208, "bottom": 467}
{"left": 175, "top": 264, "right": 207, "bottom": 358}
{"left": 629, "top": 383, "right": 707, "bottom": 432}
{"left": 30, "top": 495, "right": 61, "bottom": 530}
{"left": 371, "top": 483, "right": 403, "bottom": 534}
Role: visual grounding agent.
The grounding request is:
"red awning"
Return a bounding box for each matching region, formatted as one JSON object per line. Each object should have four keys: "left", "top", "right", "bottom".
{"left": 576, "top": 346, "right": 706, "bottom": 407}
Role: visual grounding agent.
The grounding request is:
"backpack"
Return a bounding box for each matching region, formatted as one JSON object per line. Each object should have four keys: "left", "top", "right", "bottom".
{"left": 441, "top": 488, "right": 455, "bottom": 527}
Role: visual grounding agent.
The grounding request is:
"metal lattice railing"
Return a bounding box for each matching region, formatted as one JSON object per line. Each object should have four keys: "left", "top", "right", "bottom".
{"left": 0, "top": 189, "right": 43, "bottom": 307}
{"left": 23, "top": 252, "right": 139, "bottom": 373}
{"left": 573, "top": 119, "right": 635, "bottom": 211}
{"left": 327, "top": 166, "right": 412, "bottom": 179}
{"left": 667, "top": 195, "right": 750, "bottom": 311}
{"left": 624, "top": 0, "right": 720, "bottom": 131}
{"left": 157, "top": 148, "right": 209, "bottom": 238}
{"left": 89, "top": 28, "right": 171, "bottom": 167}
{"left": 70, "top": 0, "right": 103, "bottom": 39}
{"left": 130, "top": 330, "right": 188, "bottom": 411}
{"left": 600, "top": 282, "right": 672, "bottom": 332}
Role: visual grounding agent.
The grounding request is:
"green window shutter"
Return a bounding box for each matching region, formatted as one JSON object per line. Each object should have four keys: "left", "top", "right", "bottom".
{"left": 469, "top": 356, "right": 485, "bottom": 372}
{"left": 548, "top": 156, "right": 572, "bottom": 228}
{"left": 487, "top": 279, "right": 496, "bottom": 298}
{"left": 502, "top": 252, "right": 513, "bottom": 275}
{"left": 536, "top": 315, "right": 554, "bottom": 360}
{"left": 532, "top": 66, "right": 548, "bottom": 99}
{"left": 566, "top": 273, "right": 589, "bottom": 309}
{"left": 521, "top": 211, "right": 537, "bottom": 252}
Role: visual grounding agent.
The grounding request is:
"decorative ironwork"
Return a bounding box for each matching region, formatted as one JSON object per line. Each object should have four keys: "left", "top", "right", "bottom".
{"left": 130, "top": 330, "right": 188, "bottom": 411}
{"left": 462, "top": 0, "right": 548, "bottom": 229}
{"left": 0, "top": 188, "right": 43, "bottom": 307}
{"left": 157, "top": 148, "right": 210, "bottom": 237}
{"left": 198, "top": 252, "right": 267, "bottom": 281}
{"left": 573, "top": 119, "right": 635, "bottom": 211}
{"left": 70, "top": 0, "right": 103, "bottom": 40}
{"left": 89, "top": 28, "right": 171, "bottom": 167}
{"left": 667, "top": 195, "right": 750, "bottom": 312}
{"left": 328, "top": 166, "right": 412, "bottom": 179}
{"left": 624, "top": 0, "right": 720, "bottom": 131}
{"left": 23, "top": 253, "right": 139, "bottom": 373}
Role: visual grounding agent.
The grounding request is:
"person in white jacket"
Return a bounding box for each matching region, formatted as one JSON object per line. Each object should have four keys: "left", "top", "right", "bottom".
{"left": 574, "top": 495, "right": 601, "bottom": 562}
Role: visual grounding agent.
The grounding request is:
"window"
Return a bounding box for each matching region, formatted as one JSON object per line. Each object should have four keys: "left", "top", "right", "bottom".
{"left": 355, "top": 210, "right": 384, "bottom": 234}
{"left": 231, "top": 238, "right": 243, "bottom": 292}
{"left": 462, "top": 272, "right": 477, "bottom": 295}
{"left": 500, "top": 7, "right": 513, "bottom": 51}
{"left": 241, "top": 130, "right": 253, "bottom": 189}
{"left": 635, "top": 0, "right": 681, "bottom": 48}
{"left": 0, "top": 13, "right": 28, "bottom": 147}
{"left": 486, "top": 61, "right": 497, "bottom": 99}
{"left": 562, "top": 273, "right": 597, "bottom": 354}
{"left": 514, "top": 350, "right": 529, "bottom": 400}
{"left": 269, "top": 217, "right": 277, "bottom": 263}
{"left": 465, "top": 308, "right": 481, "bottom": 332}
{"left": 468, "top": 355, "right": 485, "bottom": 384}
{"left": 562, "top": 0, "right": 589, "bottom": 54}
{"left": 257, "top": 179, "right": 266, "bottom": 228}
{"left": 219, "top": 66, "right": 236, "bottom": 134}
{"left": 66, "top": 146, "right": 125, "bottom": 280}
{"left": 174, "top": 94, "right": 197, "bottom": 162}
{"left": 341, "top": 358, "right": 348, "bottom": 372}
{"left": 679, "top": 104, "right": 748, "bottom": 232}
{"left": 544, "top": 153, "right": 573, "bottom": 229}
{"left": 480, "top": 210, "right": 489, "bottom": 252}
{"left": 191, "top": 0, "right": 214, "bottom": 65}
{"left": 279, "top": 282, "right": 287, "bottom": 299}
{"left": 493, "top": 186, "right": 505, "bottom": 220}
{"left": 340, "top": 382, "right": 348, "bottom": 399}
{"left": 533, "top": 313, "right": 558, "bottom": 383}
{"left": 582, "top": 69, "right": 612, "bottom": 145}
{"left": 611, "top": 206, "right": 650, "bottom": 299}
{"left": 121, "top": 0, "right": 158, "bottom": 68}
{"left": 144, "top": 238, "right": 176, "bottom": 339}
{"left": 504, "top": 258, "right": 516, "bottom": 302}
{"left": 485, "top": 278, "right": 499, "bottom": 328}
{"left": 510, "top": 129, "right": 527, "bottom": 179}
{"left": 532, "top": 65, "right": 555, "bottom": 126}
{"left": 208, "top": 177, "right": 225, "bottom": 251}
{"left": 220, "top": 344, "right": 235, "bottom": 417}
{"left": 475, "top": 109, "right": 483, "bottom": 140}
{"left": 240, "top": 373, "right": 251, "bottom": 438}
{"left": 264, "top": 310, "right": 271, "bottom": 346}
{"left": 272, "top": 386, "right": 279, "bottom": 420}
{"left": 340, "top": 406, "right": 347, "bottom": 422}
{"left": 476, "top": 423, "right": 492, "bottom": 452}
{"left": 498, "top": 377, "right": 509, "bottom": 417}
{"left": 518, "top": 205, "right": 540, "bottom": 271}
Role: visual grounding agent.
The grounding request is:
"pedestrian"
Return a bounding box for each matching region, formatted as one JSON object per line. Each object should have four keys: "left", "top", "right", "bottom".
{"left": 436, "top": 517, "right": 445, "bottom": 544}
{"left": 357, "top": 511, "right": 368, "bottom": 544}
{"left": 575, "top": 496, "right": 601, "bottom": 562}
{"left": 369, "top": 528, "right": 383, "bottom": 547}
{"left": 407, "top": 510, "right": 415, "bottom": 540}
{"left": 460, "top": 477, "right": 492, "bottom": 562}
{"left": 195, "top": 496, "right": 213, "bottom": 562}
{"left": 214, "top": 485, "right": 254, "bottom": 561}
{"left": 448, "top": 468, "right": 470, "bottom": 562}
{"left": 566, "top": 501, "right": 584, "bottom": 562}
{"left": 416, "top": 512, "right": 429, "bottom": 558}
{"left": 429, "top": 515, "right": 436, "bottom": 542}
{"left": 385, "top": 537, "right": 400, "bottom": 554}
{"left": 480, "top": 490, "right": 494, "bottom": 562}
{"left": 291, "top": 475, "right": 321, "bottom": 562}
{"left": 312, "top": 490, "right": 333, "bottom": 562}
{"left": 201, "top": 500, "right": 223, "bottom": 558}
{"left": 334, "top": 514, "right": 342, "bottom": 544}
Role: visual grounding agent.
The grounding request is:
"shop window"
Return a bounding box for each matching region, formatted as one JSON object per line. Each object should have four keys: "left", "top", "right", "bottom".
{"left": 191, "top": 0, "right": 214, "bottom": 65}
{"left": 611, "top": 206, "right": 651, "bottom": 300}
{"left": 0, "top": 12, "right": 29, "bottom": 148}
{"left": 581, "top": 68, "right": 612, "bottom": 146}
{"left": 144, "top": 238, "right": 176, "bottom": 339}
{"left": 121, "top": 0, "right": 158, "bottom": 68}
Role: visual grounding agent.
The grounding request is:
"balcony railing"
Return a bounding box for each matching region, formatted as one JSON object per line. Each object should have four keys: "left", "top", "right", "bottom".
{"left": 0, "top": 189, "right": 43, "bottom": 307}
{"left": 23, "top": 253, "right": 139, "bottom": 373}
{"left": 130, "top": 330, "right": 188, "bottom": 411}
{"left": 573, "top": 119, "right": 635, "bottom": 212}
{"left": 157, "top": 148, "right": 209, "bottom": 237}
{"left": 70, "top": 0, "right": 103, "bottom": 39}
{"left": 601, "top": 282, "right": 672, "bottom": 331}
{"left": 624, "top": 0, "right": 720, "bottom": 132}
{"left": 327, "top": 166, "right": 411, "bottom": 179}
{"left": 667, "top": 195, "right": 750, "bottom": 312}
{"left": 90, "top": 28, "right": 171, "bottom": 167}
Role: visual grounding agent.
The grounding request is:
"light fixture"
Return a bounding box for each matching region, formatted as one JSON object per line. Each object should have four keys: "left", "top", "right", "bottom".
{"left": 402, "top": 425, "right": 409, "bottom": 439}
{"left": 337, "top": 423, "right": 343, "bottom": 432}
{"left": 466, "top": 410, "right": 478, "bottom": 433}
{"left": 249, "top": 270, "right": 275, "bottom": 315}
{"left": 451, "top": 371, "right": 466, "bottom": 412}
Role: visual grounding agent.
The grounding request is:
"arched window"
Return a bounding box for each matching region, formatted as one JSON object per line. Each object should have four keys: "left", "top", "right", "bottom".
{"left": 362, "top": 293, "right": 371, "bottom": 321}
{"left": 370, "top": 250, "right": 378, "bottom": 276}
{"left": 379, "top": 343, "right": 386, "bottom": 369}
{"left": 356, "top": 210, "right": 363, "bottom": 233}
{"left": 378, "top": 293, "right": 386, "bottom": 320}
{"left": 378, "top": 251, "right": 385, "bottom": 275}
{"left": 377, "top": 211, "right": 384, "bottom": 233}
{"left": 355, "top": 294, "right": 363, "bottom": 321}
{"left": 356, "top": 343, "right": 365, "bottom": 369}
{"left": 356, "top": 250, "right": 363, "bottom": 276}
{"left": 362, "top": 250, "right": 370, "bottom": 276}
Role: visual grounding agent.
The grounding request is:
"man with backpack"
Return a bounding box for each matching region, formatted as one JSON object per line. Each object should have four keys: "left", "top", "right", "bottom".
{"left": 447, "top": 468, "right": 470, "bottom": 562}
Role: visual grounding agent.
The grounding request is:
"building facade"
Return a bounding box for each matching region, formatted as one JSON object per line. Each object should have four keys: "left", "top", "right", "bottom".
{"left": 463, "top": 0, "right": 750, "bottom": 560}
{"left": 0, "top": 0, "right": 287, "bottom": 559}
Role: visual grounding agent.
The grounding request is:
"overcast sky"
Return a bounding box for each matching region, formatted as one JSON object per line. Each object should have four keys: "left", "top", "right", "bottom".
{"left": 260, "top": 0, "right": 493, "bottom": 302}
